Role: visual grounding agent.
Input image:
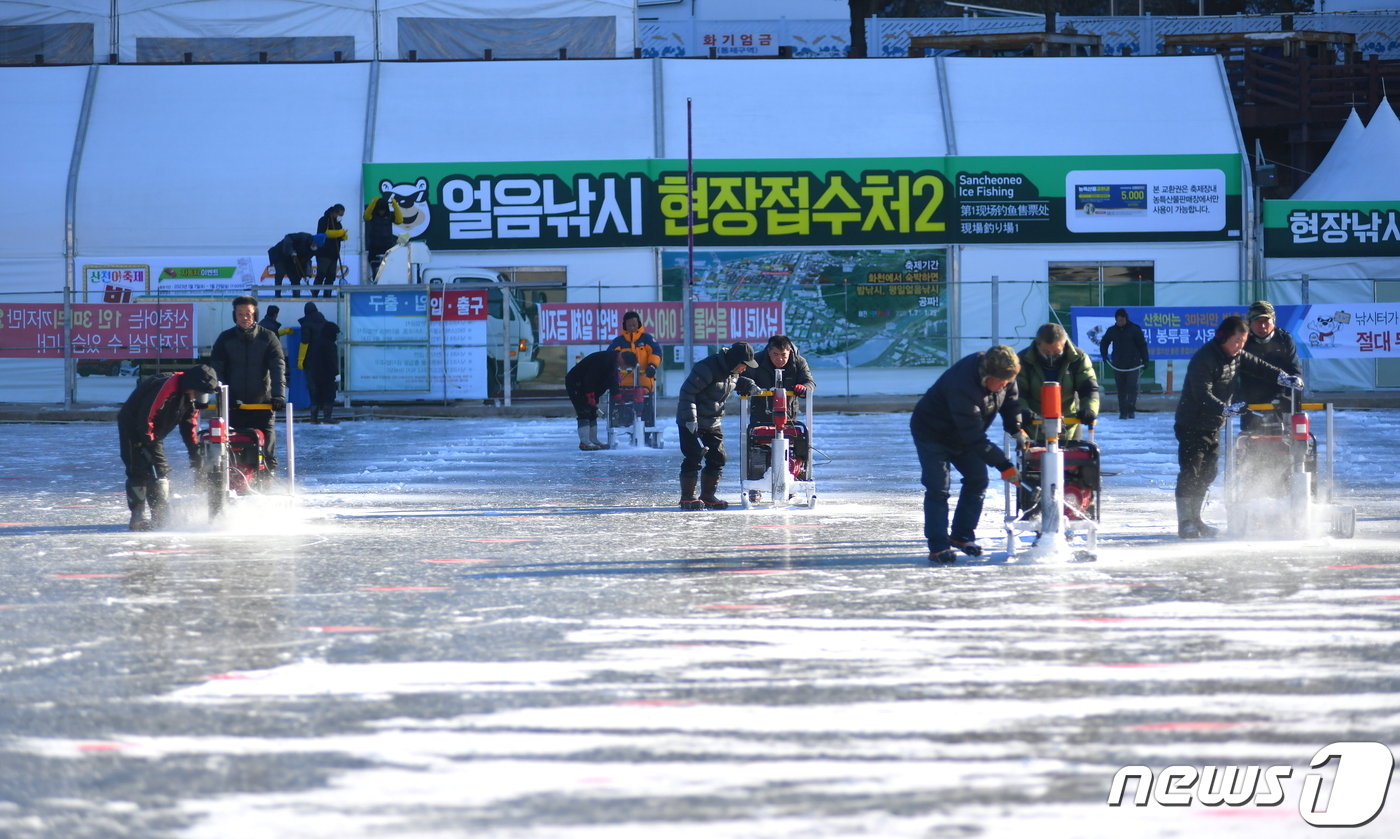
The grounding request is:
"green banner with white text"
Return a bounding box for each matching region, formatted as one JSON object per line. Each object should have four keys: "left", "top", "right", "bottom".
{"left": 364, "top": 154, "right": 1243, "bottom": 251}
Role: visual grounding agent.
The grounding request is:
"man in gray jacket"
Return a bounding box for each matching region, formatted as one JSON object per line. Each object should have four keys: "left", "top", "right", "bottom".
{"left": 676, "top": 342, "right": 758, "bottom": 510}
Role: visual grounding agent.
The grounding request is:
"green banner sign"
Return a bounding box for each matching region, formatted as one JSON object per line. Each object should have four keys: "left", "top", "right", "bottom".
{"left": 1263, "top": 200, "right": 1400, "bottom": 257}
{"left": 365, "top": 154, "right": 1242, "bottom": 251}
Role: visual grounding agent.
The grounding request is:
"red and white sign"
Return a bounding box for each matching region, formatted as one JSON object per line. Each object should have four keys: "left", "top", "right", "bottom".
{"left": 538, "top": 301, "right": 782, "bottom": 345}
{"left": 0, "top": 303, "right": 196, "bottom": 358}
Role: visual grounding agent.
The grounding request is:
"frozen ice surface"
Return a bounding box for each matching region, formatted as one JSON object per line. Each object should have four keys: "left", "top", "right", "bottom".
{"left": 1, "top": 408, "right": 1399, "bottom": 838}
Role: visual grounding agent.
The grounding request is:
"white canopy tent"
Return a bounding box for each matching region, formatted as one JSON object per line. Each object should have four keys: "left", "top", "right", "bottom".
{"left": 1, "top": 54, "right": 1245, "bottom": 401}
{"left": 1265, "top": 99, "right": 1400, "bottom": 390}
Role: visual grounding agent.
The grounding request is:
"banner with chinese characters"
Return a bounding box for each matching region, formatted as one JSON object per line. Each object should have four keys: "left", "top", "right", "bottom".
{"left": 537, "top": 301, "right": 781, "bottom": 346}
{"left": 661, "top": 248, "right": 950, "bottom": 369}
{"left": 364, "top": 154, "right": 1242, "bottom": 251}
{"left": 0, "top": 303, "right": 196, "bottom": 358}
{"left": 1072, "top": 303, "right": 1400, "bottom": 361}
{"left": 1262, "top": 201, "right": 1400, "bottom": 257}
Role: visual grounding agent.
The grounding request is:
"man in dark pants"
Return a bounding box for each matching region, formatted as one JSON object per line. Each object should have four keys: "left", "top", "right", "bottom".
{"left": 677, "top": 342, "right": 758, "bottom": 510}
{"left": 1174, "top": 316, "right": 1303, "bottom": 539}
{"left": 565, "top": 349, "right": 622, "bottom": 450}
{"left": 1099, "top": 308, "right": 1149, "bottom": 420}
{"left": 117, "top": 364, "right": 219, "bottom": 530}
{"left": 745, "top": 335, "right": 816, "bottom": 480}
{"left": 268, "top": 232, "right": 320, "bottom": 299}
{"left": 211, "top": 295, "right": 288, "bottom": 471}
{"left": 1239, "top": 299, "right": 1302, "bottom": 431}
{"left": 910, "top": 346, "right": 1026, "bottom": 564}
{"left": 298, "top": 302, "right": 341, "bottom": 424}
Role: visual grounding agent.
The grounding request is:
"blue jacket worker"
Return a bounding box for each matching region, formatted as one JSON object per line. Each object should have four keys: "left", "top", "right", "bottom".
{"left": 676, "top": 342, "right": 758, "bottom": 510}
{"left": 910, "top": 346, "right": 1026, "bottom": 564}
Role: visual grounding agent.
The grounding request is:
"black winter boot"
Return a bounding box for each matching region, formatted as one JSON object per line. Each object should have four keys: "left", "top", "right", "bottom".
{"left": 699, "top": 472, "right": 729, "bottom": 510}
{"left": 680, "top": 473, "right": 703, "bottom": 510}
{"left": 1177, "top": 496, "right": 1202, "bottom": 539}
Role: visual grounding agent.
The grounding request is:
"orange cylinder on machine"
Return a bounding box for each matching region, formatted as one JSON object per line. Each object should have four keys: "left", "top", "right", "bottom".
{"left": 1040, "top": 382, "right": 1062, "bottom": 419}
{"left": 1291, "top": 411, "right": 1310, "bottom": 441}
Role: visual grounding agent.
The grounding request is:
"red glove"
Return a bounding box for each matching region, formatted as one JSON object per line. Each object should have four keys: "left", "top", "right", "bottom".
{"left": 585, "top": 393, "right": 597, "bottom": 408}
{"left": 792, "top": 384, "right": 807, "bottom": 396}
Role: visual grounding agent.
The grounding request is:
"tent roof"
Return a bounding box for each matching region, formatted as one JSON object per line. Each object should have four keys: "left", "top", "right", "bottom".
{"left": 1291, "top": 98, "right": 1400, "bottom": 200}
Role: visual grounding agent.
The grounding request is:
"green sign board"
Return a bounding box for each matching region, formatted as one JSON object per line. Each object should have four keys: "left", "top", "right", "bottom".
{"left": 1263, "top": 200, "right": 1400, "bottom": 257}
{"left": 365, "top": 154, "right": 1243, "bottom": 251}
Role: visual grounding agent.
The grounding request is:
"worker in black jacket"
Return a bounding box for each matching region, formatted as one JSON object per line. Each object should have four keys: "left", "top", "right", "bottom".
{"left": 910, "top": 346, "right": 1027, "bottom": 563}
{"left": 116, "top": 364, "right": 220, "bottom": 530}
{"left": 1239, "top": 299, "right": 1302, "bottom": 431}
{"left": 745, "top": 335, "right": 815, "bottom": 480}
{"left": 565, "top": 349, "right": 622, "bottom": 450}
{"left": 210, "top": 295, "right": 288, "bottom": 471}
{"left": 677, "top": 342, "right": 758, "bottom": 510}
{"left": 1099, "top": 308, "right": 1150, "bottom": 420}
{"left": 1174, "top": 316, "right": 1303, "bottom": 539}
{"left": 267, "top": 232, "right": 320, "bottom": 298}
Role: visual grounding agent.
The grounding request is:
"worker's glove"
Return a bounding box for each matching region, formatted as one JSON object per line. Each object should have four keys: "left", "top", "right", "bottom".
{"left": 1000, "top": 465, "right": 1020, "bottom": 484}
{"left": 585, "top": 392, "right": 597, "bottom": 408}
{"left": 270, "top": 396, "right": 287, "bottom": 411}
{"left": 1012, "top": 430, "right": 1030, "bottom": 452}
{"left": 188, "top": 451, "right": 204, "bottom": 472}
{"left": 685, "top": 421, "right": 698, "bottom": 435}
{"left": 1222, "top": 401, "right": 1249, "bottom": 417}
{"left": 1076, "top": 407, "right": 1097, "bottom": 427}
{"left": 792, "top": 383, "right": 808, "bottom": 396}
{"left": 1277, "top": 372, "right": 1304, "bottom": 390}
{"left": 645, "top": 365, "right": 657, "bottom": 379}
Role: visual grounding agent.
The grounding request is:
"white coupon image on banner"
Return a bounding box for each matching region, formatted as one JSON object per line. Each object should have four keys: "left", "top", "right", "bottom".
{"left": 1065, "top": 169, "right": 1227, "bottom": 234}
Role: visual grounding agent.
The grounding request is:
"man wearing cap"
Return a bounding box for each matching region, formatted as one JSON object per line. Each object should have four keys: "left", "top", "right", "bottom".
{"left": 910, "top": 346, "right": 1028, "bottom": 564}
{"left": 116, "top": 364, "right": 220, "bottom": 531}
{"left": 1239, "top": 300, "right": 1301, "bottom": 431}
{"left": 267, "top": 232, "right": 320, "bottom": 298}
{"left": 1099, "top": 308, "right": 1149, "bottom": 420}
{"left": 676, "top": 342, "right": 758, "bottom": 510}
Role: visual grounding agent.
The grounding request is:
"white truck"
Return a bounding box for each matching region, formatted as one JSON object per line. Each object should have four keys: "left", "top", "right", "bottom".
{"left": 417, "top": 266, "right": 543, "bottom": 392}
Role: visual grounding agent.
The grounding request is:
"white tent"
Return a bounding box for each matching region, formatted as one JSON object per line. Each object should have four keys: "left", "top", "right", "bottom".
{"left": 1, "top": 55, "right": 1245, "bottom": 401}
{"left": 1265, "top": 100, "right": 1400, "bottom": 390}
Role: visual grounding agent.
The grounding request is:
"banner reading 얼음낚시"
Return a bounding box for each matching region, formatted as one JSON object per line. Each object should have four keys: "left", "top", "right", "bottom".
{"left": 364, "top": 154, "right": 1242, "bottom": 251}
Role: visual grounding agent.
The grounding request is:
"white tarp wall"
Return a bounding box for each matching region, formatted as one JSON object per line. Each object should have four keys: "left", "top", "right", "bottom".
{"left": 1, "top": 55, "right": 1244, "bottom": 401}
{"left": 0, "top": 0, "right": 637, "bottom": 63}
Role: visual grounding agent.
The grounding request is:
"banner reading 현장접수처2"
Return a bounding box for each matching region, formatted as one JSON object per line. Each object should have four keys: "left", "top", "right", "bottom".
{"left": 662, "top": 248, "right": 951, "bottom": 369}
{"left": 362, "top": 154, "right": 1242, "bottom": 250}
{"left": 1072, "top": 304, "right": 1400, "bottom": 361}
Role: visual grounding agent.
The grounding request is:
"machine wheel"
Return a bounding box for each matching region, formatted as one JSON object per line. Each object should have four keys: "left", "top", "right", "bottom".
{"left": 646, "top": 431, "right": 663, "bottom": 449}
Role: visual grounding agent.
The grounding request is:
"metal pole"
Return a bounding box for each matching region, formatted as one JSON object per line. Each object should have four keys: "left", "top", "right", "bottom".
{"left": 285, "top": 399, "right": 296, "bottom": 495}
{"left": 684, "top": 97, "right": 695, "bottom": 369}
{"left": 990, "top": 274, "right": 999, "bottom": 345}
{"left": 63, "top": 64, "right": 101, "bottom": 408}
